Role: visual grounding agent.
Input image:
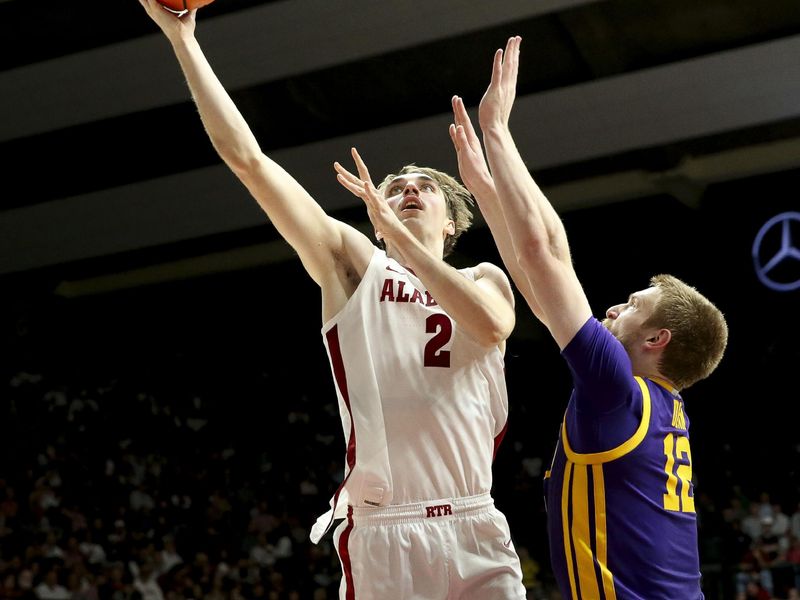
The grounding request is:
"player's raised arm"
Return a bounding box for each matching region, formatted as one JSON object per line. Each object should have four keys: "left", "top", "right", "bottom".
{"left": 448, "top": 95, "right": 545, "bottom": 324}
{"left": 478, "top": 37, "right": 591, "bottom": 349}
{"left": 137, "top": 0, "right": 370, "bottom": 286}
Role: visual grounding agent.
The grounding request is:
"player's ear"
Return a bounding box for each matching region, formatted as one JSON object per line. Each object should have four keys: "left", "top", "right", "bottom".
{"left": 444, "top": 219, "right": 455, "bottom": 236}
{"left": 645, "top": 328, "right": 671, "bottom": 350}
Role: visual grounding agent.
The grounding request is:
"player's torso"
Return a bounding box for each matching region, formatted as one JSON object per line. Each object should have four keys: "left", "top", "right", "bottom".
{"left": 544, "top": 377, "right": 703, "bottom": 600}
{"left": 322, "top": 249, "right": 508, "bottom": 505}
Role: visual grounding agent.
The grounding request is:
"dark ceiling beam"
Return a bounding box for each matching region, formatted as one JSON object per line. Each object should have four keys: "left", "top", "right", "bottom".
{"left": 509, "top": 35, "right": 800, "bottom": 170}
{"left": 3, "top": 34, "right": 800, "bottom": 276}
{"left": 47, "top": 135, "right": 800, "bottom": 297}
{"left": 0, "top": 0, "right": 599, "bottom": 142}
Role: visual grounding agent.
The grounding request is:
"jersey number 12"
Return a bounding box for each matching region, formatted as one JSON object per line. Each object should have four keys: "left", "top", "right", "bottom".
{"left": 662, "top": 433, "right": 695, "bottom": 513}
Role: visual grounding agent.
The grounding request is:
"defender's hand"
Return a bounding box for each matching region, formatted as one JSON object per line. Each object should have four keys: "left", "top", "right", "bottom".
{"left": 449, "top": 95, "right": 494, "bottom": 199}
{"left": 478, "top": 36, "right": 521, "bottom": 131}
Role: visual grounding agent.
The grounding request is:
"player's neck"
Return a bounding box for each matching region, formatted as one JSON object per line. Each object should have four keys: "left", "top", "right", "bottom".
{"left": 630, "top": 351, "right": 675, "bottom": 390}
{"left": 633, "top": 364, "right": 678, "bottom": 393}
{"left": 385, "top": 234, "right": 445, "bottom": 266}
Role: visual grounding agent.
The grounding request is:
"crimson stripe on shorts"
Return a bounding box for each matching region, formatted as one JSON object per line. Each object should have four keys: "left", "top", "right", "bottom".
{"left": 338, "top": 505, "right": 356, "bottom": 600}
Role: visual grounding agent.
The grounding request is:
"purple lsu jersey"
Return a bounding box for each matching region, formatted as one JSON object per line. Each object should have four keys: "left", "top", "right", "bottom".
{"left": 544, "top": 318, "right": 703, "bottom": 600}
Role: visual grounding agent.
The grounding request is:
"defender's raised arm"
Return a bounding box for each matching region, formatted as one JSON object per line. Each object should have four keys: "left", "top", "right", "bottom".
{"left": 478, "top": 37, "right": 592, "bottom": 349}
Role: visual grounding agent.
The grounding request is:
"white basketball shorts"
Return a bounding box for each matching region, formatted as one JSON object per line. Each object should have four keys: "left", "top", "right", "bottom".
{"left": 332, "top": 492, "right": 525, "bottom": 599}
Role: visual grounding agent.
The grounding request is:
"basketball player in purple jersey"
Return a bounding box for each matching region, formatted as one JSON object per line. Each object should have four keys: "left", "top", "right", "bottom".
{"left": 138, "top": 2, "right": 526, "bottom": 598}
{"left": 448, "top": 37, "right": 728, "bottom": 599}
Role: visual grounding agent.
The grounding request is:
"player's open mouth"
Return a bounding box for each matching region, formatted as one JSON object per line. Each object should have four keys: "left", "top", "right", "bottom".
{"left": 400, "top": 198, "right": 423, "bottom": 212}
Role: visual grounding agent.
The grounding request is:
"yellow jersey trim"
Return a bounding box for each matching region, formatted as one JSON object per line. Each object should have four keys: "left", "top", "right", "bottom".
{"left": 560, "top": 463, "right": 618, "bottom": 598}
{"left": 572, "top": 465, "right": 601, "bottom": 599}
{"left": 649, "top": 375, "right": 679, "bottom": 396}
{"left": 561, "top": 462, "right": 578, "bottom": 600}
{"left": 562, "top": 376, "right": 652, "bottom": 465}
{"left": 592, "top": 464, "right": 617, "bottom": 599}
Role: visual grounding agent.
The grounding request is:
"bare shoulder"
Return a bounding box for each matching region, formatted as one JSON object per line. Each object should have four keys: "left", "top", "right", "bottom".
{"left": 335, "top": 221, "right": 376, "bottom": 276}
{"left": 472, "top": 262, "right": 514, "bottom": 303}
{"left": 319, "top": 220, "right": 375, "bottom": 294}
{"left": 317, "top": 221, "right": 377, "bottom": 322}
{"left": 473, "top": 262, "right": 512, "bottom": 287}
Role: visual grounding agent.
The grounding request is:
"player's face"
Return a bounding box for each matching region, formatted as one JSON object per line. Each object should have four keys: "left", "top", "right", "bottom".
{"left": 602, "top": 286, "right": 661, "bottom": 352}
{"left": 383, "top": 173, "right": 454, "bottom": 236}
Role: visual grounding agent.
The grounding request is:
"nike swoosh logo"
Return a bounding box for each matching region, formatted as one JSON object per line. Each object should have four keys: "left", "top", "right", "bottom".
{"left": 386, "top": 265, "right": 406, "bottom": 275}
{"left": 503, "top": 538, "right": 513, "bottom": 549}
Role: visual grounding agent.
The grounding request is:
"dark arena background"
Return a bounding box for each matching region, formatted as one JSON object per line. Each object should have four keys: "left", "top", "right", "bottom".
{"left": 1, "top": 1, "right": 799, "bottom": 599}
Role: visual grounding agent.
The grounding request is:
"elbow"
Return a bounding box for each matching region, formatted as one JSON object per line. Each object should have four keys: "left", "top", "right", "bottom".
{"left": 476, "top": 312, "right": 515, "bottom": 348}
{"left": 516, "top": 237, "right": 551, "bottom": 274}
{"left": 224, "top": 149, "right": 264, "bottom": 178}
{"left": 475, "top": 329, "right": 506, "bottom": 349}
{"left": 489, "top": 325, "right": 513, "bottom": 348}
{"left": 210, "top": 134, "right": 262, "bottom": 175}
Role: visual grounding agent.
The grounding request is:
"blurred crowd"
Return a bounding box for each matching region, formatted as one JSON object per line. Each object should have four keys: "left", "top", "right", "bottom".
{"left": 718, "top": 493, "right": 800, "bottom": 599}
{"left": 0, "top": 366, "right": 347, "bottom": 600}
{"left": 0, "top": 357, "right": 797, "bottom": 600}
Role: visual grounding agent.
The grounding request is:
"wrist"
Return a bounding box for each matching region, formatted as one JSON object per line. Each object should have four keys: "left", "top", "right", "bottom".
{"left": 169, "top": 30, "right": 197, "bottom": 50}
{"left": 467, "top": 176, "right": 496, "bottom": 200}
{"left": 482, "top": 126, "right": 516, "bottom": 153}
{"left": 481, "top": 122, "right": 511, "bottom": 138}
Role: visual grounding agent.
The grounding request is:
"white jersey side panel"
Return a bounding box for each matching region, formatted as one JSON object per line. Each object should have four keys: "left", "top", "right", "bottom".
{"left": 311, "top": 248, "right": 509, "bottom": 542}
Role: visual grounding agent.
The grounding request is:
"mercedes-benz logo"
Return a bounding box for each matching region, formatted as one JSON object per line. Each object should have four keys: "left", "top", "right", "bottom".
{"left": 752, "top": 212, "right": 800, "bottom": 292}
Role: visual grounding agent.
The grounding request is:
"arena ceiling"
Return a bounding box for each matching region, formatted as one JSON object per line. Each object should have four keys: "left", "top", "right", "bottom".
{"left": 2, "top": 0, "right": 800, "bottom": 291}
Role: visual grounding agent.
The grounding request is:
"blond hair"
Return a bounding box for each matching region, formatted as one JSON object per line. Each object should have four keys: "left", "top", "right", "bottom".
{"left": 378, "top": 165, "right": 474, "bottom": 258}
{"left": 645, "top": 274, "right": 728, "bottom": 389}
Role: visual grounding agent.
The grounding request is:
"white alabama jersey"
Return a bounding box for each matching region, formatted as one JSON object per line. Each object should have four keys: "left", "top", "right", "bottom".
{"left": 311, "top": 247, "right": 509, "bottom": 543}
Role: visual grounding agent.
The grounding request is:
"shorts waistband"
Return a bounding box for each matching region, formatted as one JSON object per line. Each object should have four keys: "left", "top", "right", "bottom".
{"left": 351, "top": 492, "right": 494, "bottom": 525}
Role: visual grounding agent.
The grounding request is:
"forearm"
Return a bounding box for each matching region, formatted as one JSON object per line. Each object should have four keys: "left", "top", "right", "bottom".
{"left": 393, "top": 230, "right": 514, "bottom": 346}
{"left": 456, "top": 169, "right": 523, "bottom": 276}
{"left": 482, "top": 122, "right": 592, "bottom": 348}
{"left": 482, "top": 125, "right": 567, "bottom": 264}
{"left": 165, "top": 33, "right": 350, "bottom": 281}
{"left": 473, "top": 183, "right": 545, "bottom": 321}
{"left": 170, "top": 35, "right": 261, "bottom": 168}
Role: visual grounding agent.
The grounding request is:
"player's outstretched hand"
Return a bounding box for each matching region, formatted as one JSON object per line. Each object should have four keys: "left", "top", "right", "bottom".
{"left": 334, "top": 148, "right": 404, "bottom": 244}
{"left": 449, "top": 95, "right": 494, "bottom": 199}
{"left": 138, "top": 0, "right": 196, "bottom": 41}
{"left": 478, "top": 36, "right": 521, "bottom": 131}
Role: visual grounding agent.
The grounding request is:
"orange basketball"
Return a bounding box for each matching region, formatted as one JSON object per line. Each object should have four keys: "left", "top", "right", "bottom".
{"left": 158, "top": 0, "right": 215, "bottom": 11}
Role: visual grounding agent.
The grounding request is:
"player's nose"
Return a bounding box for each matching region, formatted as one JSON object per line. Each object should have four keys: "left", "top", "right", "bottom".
{"left": 606, "top": 305, "right": 620, "bottom": 319}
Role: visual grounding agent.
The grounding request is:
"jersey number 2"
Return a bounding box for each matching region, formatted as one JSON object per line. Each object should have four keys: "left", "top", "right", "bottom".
{"left": 424, "top": 314, "right": 452, "bottom": 368}
{"left": 662, "top": 433, "right": 695, "bottom": 513}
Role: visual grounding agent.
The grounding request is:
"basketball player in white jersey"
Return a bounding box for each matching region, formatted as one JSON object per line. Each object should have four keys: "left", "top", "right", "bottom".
{"left": 138, "top": 3, "right": 525, "bottom": 598}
